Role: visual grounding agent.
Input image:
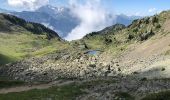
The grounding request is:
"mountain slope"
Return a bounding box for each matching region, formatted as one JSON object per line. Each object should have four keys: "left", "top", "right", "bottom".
{"left": 0, "top": 13, "right": 69, "bottom": 65}
{"left": 80, "top": 24, "right": 126, "bottom": 50}
{"left": 0, "top": 13, "right": 60, "bottom": 39}
{"left": 81, "top": 11, "right": 169, "bottom": 50}
{"left": 12, "top": 6, "right": 79, "bottom": 37}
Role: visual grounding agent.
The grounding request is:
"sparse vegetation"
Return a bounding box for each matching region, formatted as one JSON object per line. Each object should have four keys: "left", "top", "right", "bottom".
{"left": 115, "top": 92, "right": 134, "bottom": 100}
{"left": 142, "top": 90, "right": 170, "bottom": 100}
{"left": 0, "top": 83, "right": 85, "bottom": 100}
{"left": 140, "top": 30, "right": 155, "bottom": 41}
{"left": 165, "top": 50, "right": 170, "bottom": 55}
{"left": 81, "top": 79, "right": 116, "bottom": 87}
{"left": 0, "top": 80, "right": 25, "bottom": 89}
{"left": 0, "top": 77, "right": 25, "bottom": 89}
{"left": 0, "top": 33, "right": 68, "bottom": 65}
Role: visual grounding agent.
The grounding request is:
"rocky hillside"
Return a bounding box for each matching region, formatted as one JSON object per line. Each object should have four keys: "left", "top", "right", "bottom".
{"left": 0, "top": 10, "right": 170, "bottom": 100}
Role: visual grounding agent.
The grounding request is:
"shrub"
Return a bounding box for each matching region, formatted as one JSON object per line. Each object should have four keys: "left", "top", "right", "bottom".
{"left": 151, "top": 16, "right": 159, "bottom": 24}
{"left": 115, "top": 92, "right": 135, "bottom": 100}
{"left": 140, "top": 30, "right": 155, "bottom": 41}
{"left": 161, "top": 68, "right": 166, "bottom": 71}
{"left": 140, "top": 77, "right": 147, "bottom": 81}
{"left": 104, "top": 38, "right": 112, "bottom": 44}
{"left": 155, "top": 24, "right": 161, "bottom": 29}
{"left": 88, "top": 64, "right": 96, "bottom": 68}
{"left": 128, "top": 34, "right": 134, "bottom": 40}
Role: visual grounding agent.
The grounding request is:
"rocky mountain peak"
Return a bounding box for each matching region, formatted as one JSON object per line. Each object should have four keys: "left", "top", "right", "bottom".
{"left": 36, "top": 5, "right": 70, "bottom": 16}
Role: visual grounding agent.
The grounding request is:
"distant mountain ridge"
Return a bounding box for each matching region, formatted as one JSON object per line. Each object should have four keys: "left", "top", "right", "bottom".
{"left": 12, "top": 5, "right": 79, "bottom": 38}
{"left": 2, "top": 5, "right": 141, "bottom": 38}
{"left": 116, "top": 14, "right": 141, "bottom": 26}
{"left": 0, "top": 8, "right": 9, "bottom": 13}
{"left": 0, "top": 13, "right": 60, "bottom": 39}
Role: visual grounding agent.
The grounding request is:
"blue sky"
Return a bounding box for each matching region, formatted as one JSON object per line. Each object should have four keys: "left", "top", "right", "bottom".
{"left": 1, "top": 0, "right": 170, "bottom": 16}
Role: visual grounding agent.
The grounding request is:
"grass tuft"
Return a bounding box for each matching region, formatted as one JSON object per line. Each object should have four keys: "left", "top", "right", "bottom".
{"left": 142, "top": 90, "right": 170, "bottom": 100}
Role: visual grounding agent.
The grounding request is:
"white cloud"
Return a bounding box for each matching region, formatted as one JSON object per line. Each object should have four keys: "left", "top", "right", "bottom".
{"left": 8, "top": 0, "right": 49, "bottom": 10}
{"left": 42, "top": 23, "right": 55, "bottom": 30}
{"left": 148, "top": 8, "right": 162, "bottom": 15}
{"left": 134, "top": 12, "right": 141, "bottom": 16}
{"left": 64, "top": 0, "right": 115, "bottom": 41}
{"left": 148, "top": 8, "right": 156, "bottom": 13}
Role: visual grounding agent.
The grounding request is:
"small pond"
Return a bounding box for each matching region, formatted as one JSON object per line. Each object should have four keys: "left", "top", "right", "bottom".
{"left": 86, "top": 50, "right": 101, "bottom": 55}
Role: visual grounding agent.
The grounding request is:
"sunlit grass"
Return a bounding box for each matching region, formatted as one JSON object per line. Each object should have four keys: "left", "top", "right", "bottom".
{"left": 0, "top": 32, "right": 68, "bottom": 65}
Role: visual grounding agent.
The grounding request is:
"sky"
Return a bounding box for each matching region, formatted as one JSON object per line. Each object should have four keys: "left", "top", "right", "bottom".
{"left": 0, "top": 0, "right": 170, "bottom": 16}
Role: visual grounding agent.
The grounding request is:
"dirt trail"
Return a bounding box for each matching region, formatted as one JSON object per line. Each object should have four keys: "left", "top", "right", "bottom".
{"left": 0, "top": 80, "right": 73, "bottom": 94}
